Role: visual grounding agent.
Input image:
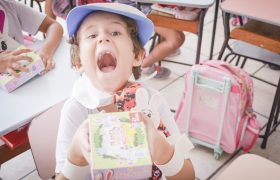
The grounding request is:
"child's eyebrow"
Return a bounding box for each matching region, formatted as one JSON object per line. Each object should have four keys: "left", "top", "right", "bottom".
{"left": 80, "top": 25, "right": 96, "bottom": 33}
{"left": 109, "top": 21, "right": 127, "bottom": 28}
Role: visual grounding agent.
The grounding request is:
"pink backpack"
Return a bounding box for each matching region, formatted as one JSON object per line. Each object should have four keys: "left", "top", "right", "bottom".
{"left": 175, "top": 60, "right": 260, "bottom": 159}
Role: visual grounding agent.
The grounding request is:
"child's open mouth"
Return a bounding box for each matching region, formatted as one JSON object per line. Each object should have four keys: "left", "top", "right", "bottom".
{"left": 97, "top": 51, "right": 117, "bottom": 73}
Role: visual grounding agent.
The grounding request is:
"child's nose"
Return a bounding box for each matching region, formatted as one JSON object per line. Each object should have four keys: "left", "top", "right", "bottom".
{"left": 98, "top": 36, "right": 110, "bottom": 44}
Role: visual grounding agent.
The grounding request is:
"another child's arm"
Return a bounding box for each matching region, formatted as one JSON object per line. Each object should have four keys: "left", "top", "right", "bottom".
{"left": 37, "top": 16, "right": 63, "bottom": 74}
{"left": 0, "top": 49, "right": 32, "bottom": 76}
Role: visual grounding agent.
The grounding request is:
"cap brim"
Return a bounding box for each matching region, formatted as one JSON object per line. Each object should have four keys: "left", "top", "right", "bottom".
{"left": 66, "top": 3, "right": 154, "bottom": 46}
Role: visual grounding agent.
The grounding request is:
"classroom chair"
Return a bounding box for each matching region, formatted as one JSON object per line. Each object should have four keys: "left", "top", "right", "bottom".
{"left": 136, "top": 1, "right": 214, "bottom": 65}
{"left": 218, "top": 5, "right": 280, "bottom": 149}
{"left": 28, "top": 100, "right": 65, "bottom": 179}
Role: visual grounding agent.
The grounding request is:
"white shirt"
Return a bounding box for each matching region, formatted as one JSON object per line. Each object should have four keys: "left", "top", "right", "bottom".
{"left": 0, "top": 0, "right": 45, "bottom": 47}
{"left": 55, "top": 84, "right": 180, "bottom": 176}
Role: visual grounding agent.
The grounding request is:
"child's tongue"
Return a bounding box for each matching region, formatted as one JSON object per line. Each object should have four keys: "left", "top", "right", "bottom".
{"left": 101, "top": 66, "right": 115, "bottom": 72}
{"left": 98, "top": 53, "right": 116, "bottom": 72}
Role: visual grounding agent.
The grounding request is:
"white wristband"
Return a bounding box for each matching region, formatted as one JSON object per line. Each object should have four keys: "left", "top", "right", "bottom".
{"left": 62, "top": 159, "right": 90, "bottom": 180}
{"left": 156, "top": 134, "right": 194, "bottom": 177}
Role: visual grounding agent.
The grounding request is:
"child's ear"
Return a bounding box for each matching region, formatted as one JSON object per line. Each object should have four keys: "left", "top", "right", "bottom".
{"left": 133, "top": 50, "right": 145, "bottom": 67}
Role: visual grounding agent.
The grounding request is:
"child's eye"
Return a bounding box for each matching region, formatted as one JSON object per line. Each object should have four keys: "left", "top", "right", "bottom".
{"left": 87, "top": 34, "right": 97, "bottom": 39}
{"left": 111, "top": 31, "right": 121, "bottom": 36}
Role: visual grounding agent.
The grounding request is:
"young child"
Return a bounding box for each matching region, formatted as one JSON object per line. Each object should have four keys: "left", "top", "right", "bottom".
{"left": 55, "top": 3, "right": 195, "bottom": 180}
{"left": 0, "top": 0, "right": 63, "bottom": 74}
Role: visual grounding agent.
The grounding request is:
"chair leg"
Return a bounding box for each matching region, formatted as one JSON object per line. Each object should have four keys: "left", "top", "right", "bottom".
{"left": 195, "top": 9, "right": 206, "bottom": 64}
{"left": 223, "top": 52, "right": 233, "bottom": 62}
{"left": 238, "top": 16, "right": 244, "bottom": 26}
{"left": 218, "top": 12, "right": 231, "bottom": 60}
{"left": 0, "top": 165, "right": 2, "bottom": 180}
{"left": 34, "top": 0, "right": 43, "bottom": 12}
{"left": 209, "top": 0, "right": 220, "bottom": 59}
{"left": 149, "top": 33, "right": 158, "bottom": 53}
{"left": 240, "top": 57, "right": 247, "bottom": 69}
{"left": 261, "top": 78, "right": 280, "bottom": 148}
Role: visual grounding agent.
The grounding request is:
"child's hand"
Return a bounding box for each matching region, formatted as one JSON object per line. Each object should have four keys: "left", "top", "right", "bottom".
{"left": 36, "top": 48, "right": 55, "bottom": 74}
{"left": 140, "top": 113, "right": 174, "bottom": 165}
{"left": 0, "top": 49, "right": 33, "bottom": 76}
{"left": 67, "top": 119, "right": 91, "bottom": 166}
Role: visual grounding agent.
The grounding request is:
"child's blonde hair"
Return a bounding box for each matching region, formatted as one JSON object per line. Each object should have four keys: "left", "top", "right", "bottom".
{"left": 68, "top": 14, "right": 144, "bottom": 79}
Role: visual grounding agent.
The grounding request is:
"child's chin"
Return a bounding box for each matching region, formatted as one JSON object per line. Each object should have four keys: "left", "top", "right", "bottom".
{"left": 100, "top": 83, "right": 122, "bottom": 93}
{"left": 100, "top": 78, "right": 127, "bottom": 91}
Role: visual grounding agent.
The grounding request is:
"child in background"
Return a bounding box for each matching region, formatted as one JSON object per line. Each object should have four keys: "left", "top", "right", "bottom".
{"left": 55, "top": 3, "right": 194, "bottom": 180}
{"left": 38, "top": 0, "right": 112, "bottom": 20}
{"left": 117, "top": 0, "right": 185, "bottom": 79}
{"left": 0, "top": 0, "right": 63, "bottom": 74}
{"left": 141, "top": 3, "right": 202, "bottom": 79}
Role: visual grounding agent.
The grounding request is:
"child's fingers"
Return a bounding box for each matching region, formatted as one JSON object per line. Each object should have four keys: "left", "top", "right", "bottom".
{"left": 12, "top": 55, "right": 33, "bottom": 63}
{"left": 139, "top": 112, "right": 148, "bottom": 124}
{"left": 99, "top": 110, "right": 106, "bottom": 113}
{"left": 140, "top": 112, "right": 153, "bottom": 124}
{"left": 80, "top": 120, "right": 91, "bottom": 162}
{"left": 6, "top": 67, "right": 19, "bottom": 77}
{"left": 40, "top": 59, "right": 55, "bottom": 75}
{"left": 45, "top": 60, "right": 55, "bottom": 71}
{"left": 140, "top": 112, "right": 156, "bottom": 130}
{"left": 1, "top": 50, "right": 12, "bottom": 54}
{"left": 12, "top": 48, "right": 32, "bottom": 56}
{"left": 11, "top": 62, "right": 29, "bottom": 73}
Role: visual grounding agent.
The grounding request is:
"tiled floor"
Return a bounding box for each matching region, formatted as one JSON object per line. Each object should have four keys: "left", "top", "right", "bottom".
{"left": 1, "top": 1, "right": 280, "bottom": 180}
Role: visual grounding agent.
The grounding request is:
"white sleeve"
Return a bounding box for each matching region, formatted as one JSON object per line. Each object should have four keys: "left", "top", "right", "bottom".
{"left": 11, "top": 1, "right": 46, "bottom": 35}
{"left": 55, "top": 98, "right": 95, "bottom": 173}
{"left": 145, "top": 86, "right": 180, "bottom": 135}
{"left": 158, "top": 99, "right": 180, "bottom": 135}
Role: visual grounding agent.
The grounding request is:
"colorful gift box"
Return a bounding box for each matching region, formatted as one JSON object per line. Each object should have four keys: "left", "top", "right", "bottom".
{"left": 0, "top": 46, "right": 45, "bottom": 93}
{"left": 89, "top": 111, "right": 152, "bottom": 180}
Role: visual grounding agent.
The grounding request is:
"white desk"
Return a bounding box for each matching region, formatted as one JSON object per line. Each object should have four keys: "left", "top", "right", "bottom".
{"left": 0, "top": 38, "right": 79, "bottom": 136}
{"left": 221, "top": 0, "right": 280, "bottom": 27}
{"left": 216, "top": 154, "right": 280, "bottom": 180}
{"left": 134, "top": 0, "right": 214, "bottom": 8}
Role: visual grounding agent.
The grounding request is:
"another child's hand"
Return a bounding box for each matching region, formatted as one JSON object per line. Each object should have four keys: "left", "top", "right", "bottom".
{"left": 140, "top": 113, "right": 174, "bottom": 165}
{"left": 36, "top": 48, "right": 55, "bottom": 74}
{"left": 0, "top": 49, "right": 33, "bottom": 76}
{"left": 67, "top": 119, "right": 91, "bottom": 166}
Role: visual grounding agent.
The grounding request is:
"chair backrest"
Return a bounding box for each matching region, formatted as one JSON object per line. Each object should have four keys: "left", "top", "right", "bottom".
{"left": 28, "top": 100, "right": 65, "bottom": 180}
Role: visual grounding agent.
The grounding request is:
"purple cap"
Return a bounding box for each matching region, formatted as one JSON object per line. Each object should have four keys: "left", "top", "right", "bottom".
{"left": 66, "top": 3, "right": 154, "bottom": 46}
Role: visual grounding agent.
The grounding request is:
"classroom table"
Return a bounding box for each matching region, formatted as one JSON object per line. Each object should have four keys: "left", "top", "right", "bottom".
{"left": 221, "top": 0, "right": 280, "bottom": 26}
{"left": 216, "top": 154, "right": 280, "bottom": 180}
{"left": 220, "top": 0, "right": 280, "bottom": 148}
{"left": 135, "top": 0, "right": 214, "bottom": 8}
{"left": 0, "top": 38, "right": 79, "bottom": 136}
